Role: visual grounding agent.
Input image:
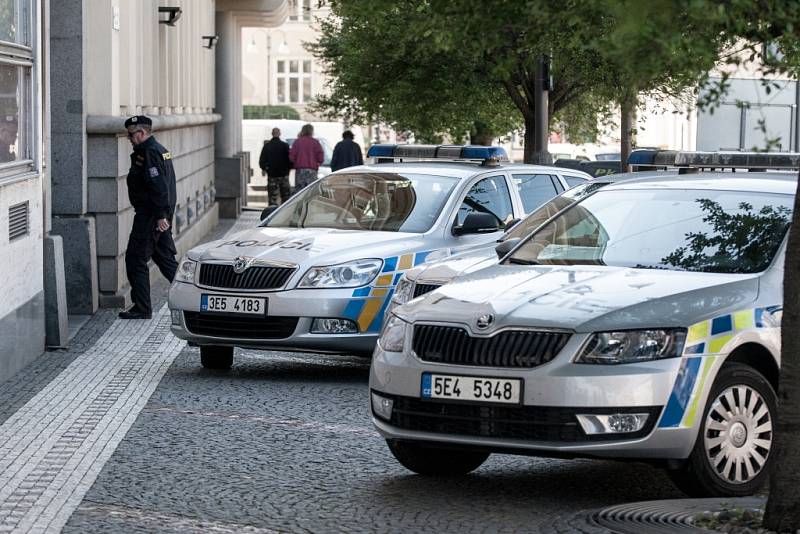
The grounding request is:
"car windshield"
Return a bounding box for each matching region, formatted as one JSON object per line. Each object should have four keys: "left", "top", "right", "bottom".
{"left": 505, "top": 188, "right": 793, "bottom": 274}
{"left": 503, "top": 180, "right": 609, "bottom": 241}
{"left": 263, "top": 172, "right": 459, "bottom": 232}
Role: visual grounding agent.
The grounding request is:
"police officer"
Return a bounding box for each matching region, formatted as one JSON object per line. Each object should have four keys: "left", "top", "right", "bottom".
{"left": 120, "top": 115, "right": 178, "bottom": 319}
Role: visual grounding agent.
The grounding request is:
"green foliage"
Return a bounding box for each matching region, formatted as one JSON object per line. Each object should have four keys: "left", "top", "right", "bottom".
{"left": 309, "top": 1, "right": 520, "bottom": 142}
{"left": 662, "top": 199, "right": 792, "bottom": 273}
{"left": 243, "top": 105, "right": 301, "bottom": 120}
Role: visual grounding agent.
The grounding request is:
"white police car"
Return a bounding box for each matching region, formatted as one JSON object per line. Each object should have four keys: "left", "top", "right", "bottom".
{"left": 168, "top": 144, "right": 591, "bottom": 369}
{"left": 370, "top": 151, "right": 795, "bottom": 497}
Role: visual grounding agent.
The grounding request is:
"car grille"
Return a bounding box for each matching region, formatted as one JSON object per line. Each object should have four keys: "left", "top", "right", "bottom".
{"left": 412, "top": 283, "right": 442, "bottom": 298}
{"left": 198, "top": 263, "right": 295, "bottom": 290}
{"left": 412, "top": 325, "right": 570, "bottom": 368}
{"left": 183, "top": 312, "right": 298, "bottom": 339}
{"left": 385, "top": 394, "right": 660, "bottom": 442}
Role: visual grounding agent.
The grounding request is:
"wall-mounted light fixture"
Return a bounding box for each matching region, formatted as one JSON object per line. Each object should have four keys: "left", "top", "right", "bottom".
{"left": 202, "top": 35, "right": 219, "bottom": 49}
{"left": 158, "top": 6, "right": 182, "bottom": 26}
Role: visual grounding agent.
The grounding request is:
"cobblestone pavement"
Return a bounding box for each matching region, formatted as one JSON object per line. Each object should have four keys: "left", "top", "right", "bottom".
{"left": 1, "top": 210, "right": 686, "bottom": 533}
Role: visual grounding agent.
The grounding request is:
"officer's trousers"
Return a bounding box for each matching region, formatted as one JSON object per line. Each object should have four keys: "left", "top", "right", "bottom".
{"left": 125, "top": 212, "right": 178, "bottom": 314}
{"left": 267, "top": 175, "right": 291, "bottom": 205}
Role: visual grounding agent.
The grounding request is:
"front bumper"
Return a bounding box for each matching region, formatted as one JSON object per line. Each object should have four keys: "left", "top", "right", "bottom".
{"left": 168, "top": 281, "right": 385, "bottom": 355}
{"left": 369, "top": 335, "right": 701, "bottom": 460}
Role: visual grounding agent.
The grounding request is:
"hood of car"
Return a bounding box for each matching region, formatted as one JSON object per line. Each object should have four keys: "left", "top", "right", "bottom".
{"left": 408, "top": 246, "right": 498, "bottom": 284}
{"left": 187, "top": 226, "right": 426, "bottom": 269}
{"left": 397, "top": 264, "right": 759, "bottom": 333}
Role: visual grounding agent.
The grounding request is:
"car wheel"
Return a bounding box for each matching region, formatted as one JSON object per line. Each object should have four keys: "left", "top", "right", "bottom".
{"left": 669, "top": 363, "right": 776, "bottom": 497}
{"left": 200, "top": 345, "right": 234, "bottom": 370}
{"left": 387, "top": 439, "right": 489, "bottom": 475}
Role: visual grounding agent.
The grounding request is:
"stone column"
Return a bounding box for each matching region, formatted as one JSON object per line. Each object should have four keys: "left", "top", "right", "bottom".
{"left": 49, "top": 0, "right": 98, "bottom": 315}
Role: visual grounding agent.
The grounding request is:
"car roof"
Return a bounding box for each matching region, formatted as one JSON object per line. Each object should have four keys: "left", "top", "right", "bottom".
{"left": 330, "top": 161, "right": 593, "bottom": 180}
{"left": 602, "top": 171, "right": 798, "bottom": 195}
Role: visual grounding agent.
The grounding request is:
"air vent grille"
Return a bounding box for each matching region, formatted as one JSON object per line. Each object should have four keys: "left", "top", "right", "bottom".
{"left": 9, "top": 201, "right": 29, "bottom": 241}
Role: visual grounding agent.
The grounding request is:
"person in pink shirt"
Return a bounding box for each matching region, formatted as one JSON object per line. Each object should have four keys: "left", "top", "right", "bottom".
{"left": 289, "top": 124, "right": 324, "bottom": 193}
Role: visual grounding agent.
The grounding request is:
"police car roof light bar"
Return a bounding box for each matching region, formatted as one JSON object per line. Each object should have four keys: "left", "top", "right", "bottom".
{"left": 673, "top": 151, "right": 800, "bottom": 170}
{"left": 367, "top": 144, "right": 509, "bottom": 164}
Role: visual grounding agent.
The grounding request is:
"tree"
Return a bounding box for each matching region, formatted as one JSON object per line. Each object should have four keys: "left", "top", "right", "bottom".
{"left": 599, "top": 1, "right": 800, "bottom": 529}
{"left": 311, "top": 1, "right": 619, "bottom": 160}
{"left": 309, "top": 1, "right": 521, "bottom": 146}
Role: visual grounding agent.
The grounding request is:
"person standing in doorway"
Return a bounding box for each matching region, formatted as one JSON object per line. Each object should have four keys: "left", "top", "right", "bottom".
{"left": 289, "top": 123, "right": 324, "bottom": 192}
{"left": 330, "top": 130, "right": 363, "bottom": 172}
{"left": 258, "top": 128, "right": 292, "bottom": 205}
{"left": 120, "top": 115, "right": 178, "bottom": 320}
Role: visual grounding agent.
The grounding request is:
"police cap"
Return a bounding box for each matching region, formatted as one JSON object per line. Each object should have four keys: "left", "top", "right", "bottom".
{"left": 124, "top": 115, "right": 153, "bottom": 128}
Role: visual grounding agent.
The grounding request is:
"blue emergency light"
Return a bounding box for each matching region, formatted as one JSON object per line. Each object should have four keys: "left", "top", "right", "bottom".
{"left": 367, "top": 144, "right": 509, "bottom": 163}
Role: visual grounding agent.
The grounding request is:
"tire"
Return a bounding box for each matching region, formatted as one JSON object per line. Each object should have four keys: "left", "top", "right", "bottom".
{"left": 387, "top": 439, "right": 489, "bottom": 475}
{"left": 668, "top": 363, "right": 776, "bottom": 497}
{"left": 200, "top": 345, "right": 234, "bottom": 370}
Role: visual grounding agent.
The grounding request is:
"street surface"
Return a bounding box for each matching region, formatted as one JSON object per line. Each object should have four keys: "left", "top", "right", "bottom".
{"left": 0, "top": 214, "right": 683, "bottom": 533}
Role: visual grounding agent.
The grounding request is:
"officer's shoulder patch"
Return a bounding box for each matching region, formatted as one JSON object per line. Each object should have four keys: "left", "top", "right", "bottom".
{"left": 161, "top": 152, "right": 172, "bottom": 160}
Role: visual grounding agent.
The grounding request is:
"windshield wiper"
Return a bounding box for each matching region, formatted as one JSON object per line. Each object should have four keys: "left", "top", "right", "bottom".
{"left": 506, "top": 257, "right": 540, "bottom": 265}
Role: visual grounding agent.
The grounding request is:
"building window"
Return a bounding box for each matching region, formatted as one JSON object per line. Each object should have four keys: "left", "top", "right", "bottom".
{"left": 0, "top": 0, "right": 33, "bottom": 176}
{"left": 288, "top": 0, "right": 312, "bottom": 22}
{"left": 275, "top": 59, "right": 313, "bottom": 104}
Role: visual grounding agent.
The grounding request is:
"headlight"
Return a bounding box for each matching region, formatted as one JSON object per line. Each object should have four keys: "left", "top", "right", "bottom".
{"left": 574, "top": 329, "right": 686, "bottom": 364}
{"left": 392, "top": 277, "right": 414, "bottom": 306}
{"left": 298, "top": 259, "right": 383, "bottom": 288}
{"left": 174, "top": 258, "right": 197, "bottom": 283}
{"left": 379, "top": 314, "right": 407, "bottom": 352}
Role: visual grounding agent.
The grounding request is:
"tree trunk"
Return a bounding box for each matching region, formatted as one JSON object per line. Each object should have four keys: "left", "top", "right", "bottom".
{"left": 620, "top": 92, "right": 637, "bottom": 173}
{"left": 531, "top": 56, "right": 552, "bottom": 165}
{"left": 763, "top": 173, "right": 800, "bottom": 531}
{"left": 470, "top": 120, "right": 494, "bottom": 146}
{"left": 523, "top": 115, "right": 536, "bottom": 164}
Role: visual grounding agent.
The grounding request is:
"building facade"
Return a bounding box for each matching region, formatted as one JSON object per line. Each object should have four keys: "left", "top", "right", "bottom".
{"left": 241, "top": 0, "right": 329, "bottom": 121}
{"left": 1, "top": 0, "right": 290, "bottom": 382}
{"left": 0, "top": 0, "right": 47, "bottom": 379}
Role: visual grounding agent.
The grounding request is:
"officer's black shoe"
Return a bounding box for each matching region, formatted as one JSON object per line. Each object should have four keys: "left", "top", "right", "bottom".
{"left": 118, "top": 307, "right": 152, "bottom": 320}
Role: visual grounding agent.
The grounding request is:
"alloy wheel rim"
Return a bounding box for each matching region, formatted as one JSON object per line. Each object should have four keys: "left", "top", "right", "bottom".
{"left": 703, "top": 385, "right": 773, "bottom": 485}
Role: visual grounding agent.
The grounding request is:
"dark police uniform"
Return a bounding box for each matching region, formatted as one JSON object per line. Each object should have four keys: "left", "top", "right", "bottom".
{"left": 123, "top": 115, "right": 178, "bottom": 318}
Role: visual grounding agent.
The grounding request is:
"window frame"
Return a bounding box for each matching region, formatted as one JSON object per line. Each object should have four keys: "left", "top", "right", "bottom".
{"left": 0, "top": 0, "right": 36, "bottom": 184}
{"left": 274, "top": 57, "right": 314, "bottom": 104}
{"left": 453, "top": 173, "right": 515, "bottom": 231}
{"left": 512, "top": 173, "right": 562, "bottom": 214}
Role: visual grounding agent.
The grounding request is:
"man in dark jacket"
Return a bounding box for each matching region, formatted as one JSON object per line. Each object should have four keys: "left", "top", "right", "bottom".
{"left": 259, "top": 128, "right": 292, "bottom": 205}
{"left": 120, "top": 115, "right": 178, "bottom": 319}
{"left": 330, "top": 130, "right": 363, "bottom": 172}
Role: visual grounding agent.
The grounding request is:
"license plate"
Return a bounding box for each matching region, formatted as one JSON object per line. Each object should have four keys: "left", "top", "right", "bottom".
{"left": 200, "top": 294, "right": 267, "bottom": 315}
{"left": 421, "top": 372, "right": 522, "bottom": 404}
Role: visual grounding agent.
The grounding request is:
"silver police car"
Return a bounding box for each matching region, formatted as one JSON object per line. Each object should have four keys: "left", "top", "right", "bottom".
{"left": 168, "top": 145, "right": 591, "bottom": 368}
{"left": 370, "top": 151, "right": 795, "bottom": 497}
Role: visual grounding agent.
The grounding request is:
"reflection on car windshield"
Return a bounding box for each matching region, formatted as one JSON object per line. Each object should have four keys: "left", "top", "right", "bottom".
{"left": 506, "top": 189, "right": 793, "bottom": 274}
{"left": 263, "top": 172, "right": 459, "bottom": 232}
{"left": 503, "top": 181, "right": 608, "bottom": 241}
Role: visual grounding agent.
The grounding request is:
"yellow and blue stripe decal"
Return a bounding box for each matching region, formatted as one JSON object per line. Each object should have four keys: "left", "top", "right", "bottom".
{"left": 658, "top": 306, "right": 780, "bottom": 428}
{"left": 342, "top": 250, "right": 434, "bottom": 333}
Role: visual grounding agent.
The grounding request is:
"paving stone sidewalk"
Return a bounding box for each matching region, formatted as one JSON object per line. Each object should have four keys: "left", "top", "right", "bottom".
{"left": 0, "top": 211, "right": 260, "bottom": 534}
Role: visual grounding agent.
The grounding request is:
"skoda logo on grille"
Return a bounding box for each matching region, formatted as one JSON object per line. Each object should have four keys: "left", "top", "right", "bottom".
{"left": 232, "top": 256, "right": 250, "bottom": 274}
{"left": 476, "top": 314, "right": 494, "bottom": 329}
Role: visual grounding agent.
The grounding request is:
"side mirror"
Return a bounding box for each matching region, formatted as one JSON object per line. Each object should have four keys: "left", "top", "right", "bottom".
{"left": 260, "top": 205, "right": 278, "bottom": 221}
{"left": 495, "top": 237, "right": 521, "bottom": 259}
{"left": 452, "top": 212, "right": 499, "bottom": 236}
